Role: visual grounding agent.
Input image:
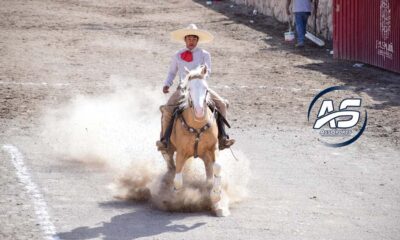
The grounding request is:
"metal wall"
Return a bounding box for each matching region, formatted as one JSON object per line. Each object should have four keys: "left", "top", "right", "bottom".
{"left": 333, "top": 0, "right": 400, "bottom": 73}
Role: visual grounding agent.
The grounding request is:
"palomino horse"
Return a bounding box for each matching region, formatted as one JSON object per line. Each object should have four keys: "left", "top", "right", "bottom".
{"left": 160, "top": 65, "right": 229, "bottom": 217}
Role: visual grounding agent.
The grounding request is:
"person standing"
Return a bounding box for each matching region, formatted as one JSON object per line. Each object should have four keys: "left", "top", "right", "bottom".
{"left": 286, "top": 0, "right": 319, "bottom": 47}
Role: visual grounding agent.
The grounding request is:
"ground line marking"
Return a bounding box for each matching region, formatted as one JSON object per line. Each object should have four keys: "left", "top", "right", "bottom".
{"left": 2, "top": 144, "right": 60, "bottom": 240}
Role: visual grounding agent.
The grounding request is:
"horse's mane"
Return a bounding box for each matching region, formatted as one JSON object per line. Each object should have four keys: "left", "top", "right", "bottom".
{"left": 177, "top": 87, "right": 190, "bottom": 110}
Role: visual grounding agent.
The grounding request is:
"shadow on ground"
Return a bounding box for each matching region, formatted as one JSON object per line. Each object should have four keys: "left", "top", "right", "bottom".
{"left": 56, "top": 201, "right": 207, "bottom": 240}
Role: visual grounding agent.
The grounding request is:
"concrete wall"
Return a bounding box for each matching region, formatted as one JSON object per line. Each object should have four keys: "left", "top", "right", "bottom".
{"left": 234, "top": 0, "right": 333, "bottom": 40}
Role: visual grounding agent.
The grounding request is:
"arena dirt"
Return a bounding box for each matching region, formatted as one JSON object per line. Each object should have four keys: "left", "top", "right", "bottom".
{"left": 1, "top": 0, "right": 399, "bottom": 239}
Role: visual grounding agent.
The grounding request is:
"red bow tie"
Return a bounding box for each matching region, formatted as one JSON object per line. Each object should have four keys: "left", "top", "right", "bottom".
{"left": 180, "top": 50, "right": 193, "bottom": 62}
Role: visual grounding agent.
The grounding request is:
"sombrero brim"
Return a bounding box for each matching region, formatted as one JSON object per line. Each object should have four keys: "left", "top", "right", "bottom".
{"left": 171, "top": 29, "right": 214, "bottom": 43}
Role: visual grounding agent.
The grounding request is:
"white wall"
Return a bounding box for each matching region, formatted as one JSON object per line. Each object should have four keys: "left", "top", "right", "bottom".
{"left": 234, "top": 0, "right": 333, "bottom": 40}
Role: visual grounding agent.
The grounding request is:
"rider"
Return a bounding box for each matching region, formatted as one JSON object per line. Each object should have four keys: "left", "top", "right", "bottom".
{"left": 156, "top": 23, "right": 235, "bottom": 151}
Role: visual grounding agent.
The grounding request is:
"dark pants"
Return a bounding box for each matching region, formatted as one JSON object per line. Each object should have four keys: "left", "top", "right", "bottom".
{"left": 295, "top": 12, "right": 310, "bottom": 44}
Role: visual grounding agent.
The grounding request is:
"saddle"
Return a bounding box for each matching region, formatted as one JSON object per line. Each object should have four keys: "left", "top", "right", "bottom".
{"left": 163, "top": 103, "right": 231, "bottom": 148}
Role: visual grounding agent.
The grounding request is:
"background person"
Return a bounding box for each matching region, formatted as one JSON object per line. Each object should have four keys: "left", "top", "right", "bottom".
{"left": 286, "top": 0, "right": 319, "bottom": 47}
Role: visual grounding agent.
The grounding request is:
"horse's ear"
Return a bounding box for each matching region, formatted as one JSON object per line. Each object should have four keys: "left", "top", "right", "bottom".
{"left": 184, "top": 66, "right": 190, "bottom": 74}
{"left": 201, "top": 65, "right": 207, "bottom": 75}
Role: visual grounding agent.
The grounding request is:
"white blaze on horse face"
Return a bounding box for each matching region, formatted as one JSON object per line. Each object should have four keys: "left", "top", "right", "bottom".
{"left": 189, "top": 79, "right": 208, "bottom": 119}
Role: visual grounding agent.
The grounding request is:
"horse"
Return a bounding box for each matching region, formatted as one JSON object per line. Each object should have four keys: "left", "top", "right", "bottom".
{"left": 160, "top": 65, "right": 229, "bottom": 217}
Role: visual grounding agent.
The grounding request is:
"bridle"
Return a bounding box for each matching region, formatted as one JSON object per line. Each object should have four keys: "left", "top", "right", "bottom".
{"left": 187, "top": 88, "right": 209, "bottom": 109}
{"left": 181, "top": 79, "right": 215, "bottom": 158}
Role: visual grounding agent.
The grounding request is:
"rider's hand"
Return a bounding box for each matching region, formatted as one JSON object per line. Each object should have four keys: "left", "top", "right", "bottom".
{"left": 163, "top": 86, "right": 170, "bottom": 94}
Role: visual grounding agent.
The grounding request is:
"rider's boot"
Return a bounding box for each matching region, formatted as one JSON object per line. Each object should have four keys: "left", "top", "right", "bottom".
{"left": 156, "top": 139, "right": 168, "bottom": 152}
{"left": 219, "top": 134, "right": 235, "bottom": 150}
{"left": 218, "top": 120, "right": 235, "bottom": 150}
{"left": 156, "top": 106, "right": 172, "bottom": 152}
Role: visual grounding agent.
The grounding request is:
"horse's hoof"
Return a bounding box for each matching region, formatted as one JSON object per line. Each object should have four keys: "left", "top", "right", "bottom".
{"left": 173, "top": 183, "right": 182, "bottom": 191}
{"left": 215, "top": 207, "right": 230, "bottom": 217}
{"left": 212, "top": 191, "right": 230, "bottom": 217}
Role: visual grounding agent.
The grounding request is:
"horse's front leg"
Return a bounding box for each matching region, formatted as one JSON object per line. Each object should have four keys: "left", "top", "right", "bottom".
{"left": 173, "top": 152, "right": 186, "bottom": 191}
{"left": 203, "top": 149, "right": 215, "bottom": 184}
{"left": 203, "top": 150, "right": 221, "bottom": 203}
{"left": 210, "top": 162, "right": 222, "bottom": 203}
{"left": 204, "top": 150, "right": 230, "bottom": 217}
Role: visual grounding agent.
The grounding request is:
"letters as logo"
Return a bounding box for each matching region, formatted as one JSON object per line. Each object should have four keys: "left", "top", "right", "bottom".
{"left": 313, "top": 99, "right": 361, "bottom": 129}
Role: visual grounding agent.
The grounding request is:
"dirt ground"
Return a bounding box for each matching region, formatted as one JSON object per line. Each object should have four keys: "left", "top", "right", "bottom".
{"left": 1, "top": 0, "right": 400, "bottom": 240}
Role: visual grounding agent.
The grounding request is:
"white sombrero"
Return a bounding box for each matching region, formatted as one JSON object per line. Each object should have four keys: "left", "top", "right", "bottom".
{"left": 171, "top": 24, "right": 214, "bottom": 43}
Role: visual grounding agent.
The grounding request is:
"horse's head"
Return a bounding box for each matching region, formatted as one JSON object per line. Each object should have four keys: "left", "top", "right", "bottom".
{"left": 185, "top": 65, "right": 209, "bottom": 120}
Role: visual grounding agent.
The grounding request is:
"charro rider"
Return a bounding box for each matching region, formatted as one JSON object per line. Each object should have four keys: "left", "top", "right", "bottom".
{"left": 156, "top": 23, "right": 235, "bottom": 151}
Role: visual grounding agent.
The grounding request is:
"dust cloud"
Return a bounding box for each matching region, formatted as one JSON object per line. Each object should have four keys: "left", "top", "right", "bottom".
{"left": 40, "top": 76, "right": 249, "bottom": 212}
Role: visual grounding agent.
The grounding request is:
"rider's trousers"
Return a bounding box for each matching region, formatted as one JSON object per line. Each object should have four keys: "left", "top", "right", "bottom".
{"left": 160, "top": 88, "right": 228, "bottom": 138}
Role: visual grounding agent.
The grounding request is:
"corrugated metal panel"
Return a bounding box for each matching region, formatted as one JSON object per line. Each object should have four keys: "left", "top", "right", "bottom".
{"left": 334, "top": 0, "right": 400, "bottom": 73}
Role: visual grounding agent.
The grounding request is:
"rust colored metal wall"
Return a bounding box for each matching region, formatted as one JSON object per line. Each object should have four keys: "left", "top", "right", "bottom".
{"left": 334, "top": 0, "right": 400, "bottom": 73}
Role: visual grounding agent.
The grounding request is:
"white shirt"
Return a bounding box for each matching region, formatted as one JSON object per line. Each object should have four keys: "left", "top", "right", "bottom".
{"left": 164, "top": 47, "right": 211, "bottom": 87}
